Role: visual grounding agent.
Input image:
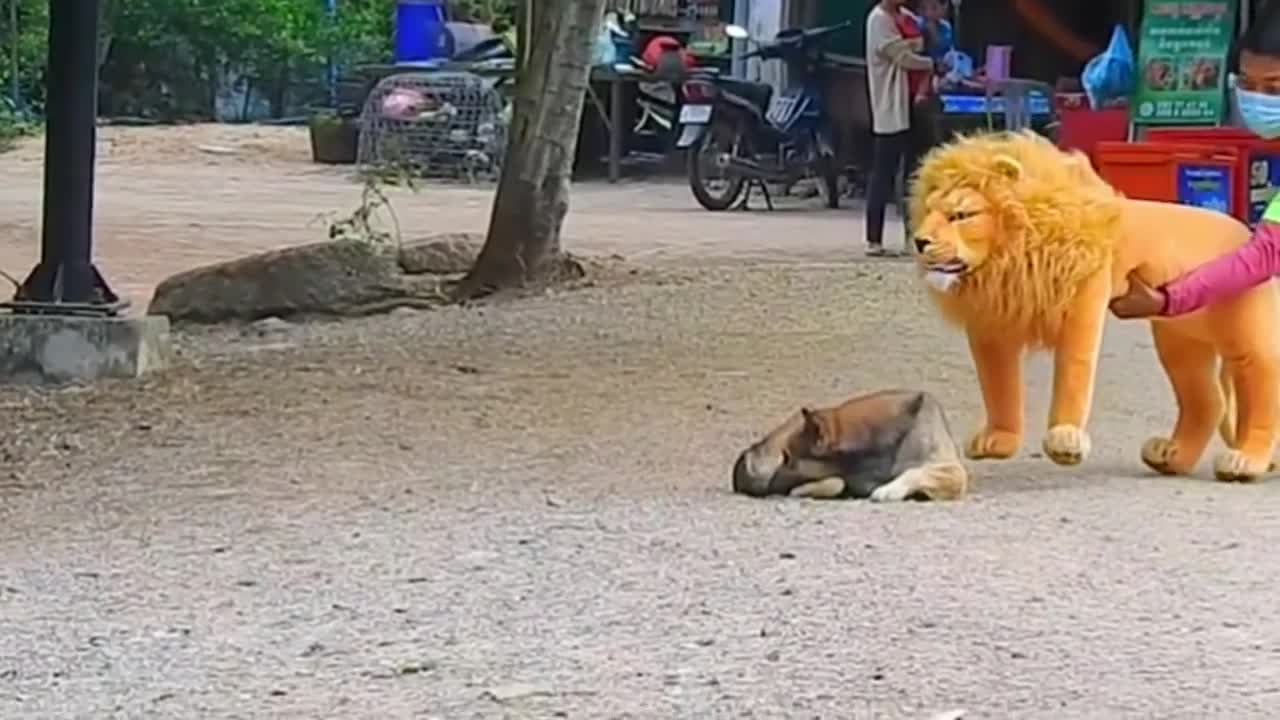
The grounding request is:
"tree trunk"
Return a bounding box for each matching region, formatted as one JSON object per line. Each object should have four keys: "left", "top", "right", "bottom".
{"left": 453, "top": 0, "right": 608, "bottom": 299}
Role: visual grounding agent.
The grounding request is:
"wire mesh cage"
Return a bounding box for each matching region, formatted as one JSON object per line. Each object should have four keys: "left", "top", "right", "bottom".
{"left": 357, "top": 71, "right": 510, "bottom": 183}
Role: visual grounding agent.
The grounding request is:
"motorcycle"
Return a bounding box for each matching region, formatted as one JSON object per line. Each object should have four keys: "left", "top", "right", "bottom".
{"left": 675, "top": 21, "right": 854, "bottom": 211}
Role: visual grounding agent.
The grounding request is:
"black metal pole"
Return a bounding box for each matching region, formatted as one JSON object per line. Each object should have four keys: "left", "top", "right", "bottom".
{"left": 14, "top": 0, "right": 119, "bottom": 312}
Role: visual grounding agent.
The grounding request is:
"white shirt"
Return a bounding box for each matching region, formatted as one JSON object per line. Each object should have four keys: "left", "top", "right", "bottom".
{"left": 865, "top": 4, "right": 933, "bottom": 135}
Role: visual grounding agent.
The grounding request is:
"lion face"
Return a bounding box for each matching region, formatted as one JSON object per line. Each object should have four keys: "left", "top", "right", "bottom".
{"left": 912, "top": 186, "right": 1004, "bottom": 292}
{"left": 912, "top": 153, "right": 1023, "bottom": 294}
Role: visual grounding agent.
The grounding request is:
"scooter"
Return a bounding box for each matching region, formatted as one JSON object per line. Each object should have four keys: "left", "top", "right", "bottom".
{"left": 675, "top": 21, "right": 853, "bottom": 211}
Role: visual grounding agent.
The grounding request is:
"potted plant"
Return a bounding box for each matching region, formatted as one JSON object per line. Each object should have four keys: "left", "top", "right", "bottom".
{"left": 308, "top": 109, "right": 360, "bottom": 164}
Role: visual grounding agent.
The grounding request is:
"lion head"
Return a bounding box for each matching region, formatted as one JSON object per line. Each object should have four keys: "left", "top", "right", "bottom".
{"left": 907, "top": 130, "right": 1122, "bottom": 342}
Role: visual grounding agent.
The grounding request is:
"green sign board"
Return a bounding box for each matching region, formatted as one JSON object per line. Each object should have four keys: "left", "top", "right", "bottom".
{"left": 1132, "top": 0, "right": 1237, "bottom": 125}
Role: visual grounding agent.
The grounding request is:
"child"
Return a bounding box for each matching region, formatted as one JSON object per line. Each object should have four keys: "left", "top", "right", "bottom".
{"left": 918, "top": 0, "right": 955, "bottom": 66}
{"left": 894, "top": 5, "right": 931, "bottom": 104}
{"left": 1111, "top": 4, "right": 1280, "bottom": 319}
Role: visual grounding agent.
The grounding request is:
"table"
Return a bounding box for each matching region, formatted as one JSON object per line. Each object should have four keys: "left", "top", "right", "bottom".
{"left": 586, "top": 64, "right": 665, "bottom": 183}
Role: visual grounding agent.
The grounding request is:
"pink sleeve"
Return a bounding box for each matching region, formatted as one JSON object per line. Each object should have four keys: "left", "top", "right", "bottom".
{"left": 1162, "top": 222, "right": 1280, "bottom": 316}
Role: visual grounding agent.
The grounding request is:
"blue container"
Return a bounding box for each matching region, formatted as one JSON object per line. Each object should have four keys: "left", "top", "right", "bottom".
{"left": 395, "top": 0, "right": 449, "bottom": 63}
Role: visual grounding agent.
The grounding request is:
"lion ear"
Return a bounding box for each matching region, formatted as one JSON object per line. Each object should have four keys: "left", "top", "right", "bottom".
{"left": 992, "top": 154, "right": 1023, "bottom": 181}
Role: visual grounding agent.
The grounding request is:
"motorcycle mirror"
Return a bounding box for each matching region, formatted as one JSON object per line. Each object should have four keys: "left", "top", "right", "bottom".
{"left": 724, "top": 24, "right": 750, "bottom": 40}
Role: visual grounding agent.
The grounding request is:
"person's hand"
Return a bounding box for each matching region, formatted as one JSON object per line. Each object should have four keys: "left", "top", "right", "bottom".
{"left": 907, "top": 36, "right": 924, "bottom": 52}
{"left": 1109, "top": 271, "right": 1167, "bottom": 319}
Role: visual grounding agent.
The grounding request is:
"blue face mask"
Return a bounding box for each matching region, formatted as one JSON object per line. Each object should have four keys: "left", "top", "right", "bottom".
{"left": 1235, "top": 77, "right": 1280, "bottom": 139}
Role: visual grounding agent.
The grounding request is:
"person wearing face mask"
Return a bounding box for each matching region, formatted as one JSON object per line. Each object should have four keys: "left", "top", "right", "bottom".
{"left": 1111, "top": 2, "right": 1280, "bottom": 319}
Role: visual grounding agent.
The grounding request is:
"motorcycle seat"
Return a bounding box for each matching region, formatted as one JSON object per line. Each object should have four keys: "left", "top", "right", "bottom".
{"left": 718, "top": 79, "right": 773, "bottom": 112}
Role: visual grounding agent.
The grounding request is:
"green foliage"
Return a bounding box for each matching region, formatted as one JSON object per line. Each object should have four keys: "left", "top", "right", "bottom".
{"left": 449, "top": 0, "right": 517, "bottom": 25}
{"left": 1, "top": 0, "right": 49, "bottom": 109}
{"left": 321, "top": 162, "right": 419, "bottom": 247}
{"left": 1, "top": 0, "right": 517, "bottom": 121}
{"left": 0, "top": 97, "right": 36, "bottom": 153}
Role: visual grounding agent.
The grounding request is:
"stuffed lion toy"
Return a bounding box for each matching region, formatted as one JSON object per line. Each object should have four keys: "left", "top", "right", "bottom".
{"left": 907, "top": 129, "right": 1280, "bottom": 482}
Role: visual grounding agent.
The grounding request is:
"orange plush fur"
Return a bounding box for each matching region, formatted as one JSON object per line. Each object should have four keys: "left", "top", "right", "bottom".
{"left": 908, "top": 130, "right": 1280, "bottom": 482}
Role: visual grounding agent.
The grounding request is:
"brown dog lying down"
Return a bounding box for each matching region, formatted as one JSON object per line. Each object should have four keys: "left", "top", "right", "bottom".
{"left": 732, "top": 390, "right": 969, "bottom": 502}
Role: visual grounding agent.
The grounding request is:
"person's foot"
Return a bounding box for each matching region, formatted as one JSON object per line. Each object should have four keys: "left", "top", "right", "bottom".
{"left": 866, "top": 244, "right": 898, "bottom": 257}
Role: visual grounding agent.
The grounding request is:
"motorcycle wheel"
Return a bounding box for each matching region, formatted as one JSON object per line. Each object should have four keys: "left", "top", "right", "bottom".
{"left": 816, "top": 154, "right": 840, "bottom": 210}
{"left": 687, "top": 123, "right": 747, "bottom": 212}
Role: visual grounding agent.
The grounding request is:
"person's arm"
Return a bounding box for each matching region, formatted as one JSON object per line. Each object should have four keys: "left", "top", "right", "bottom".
{"left": 870, "top": 11, "right": 934, "bottom": 72}
{"left": 1162, "top": 221, "right": 1280, "bottom": 316}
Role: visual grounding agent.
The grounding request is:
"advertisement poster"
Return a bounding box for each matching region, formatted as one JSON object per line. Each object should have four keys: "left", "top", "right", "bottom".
{"left": 1248, "top": 154, "right": 1280, "bottom": 226}
{"left": 1132, "top": 0, "right": 1237, "bottom": 126}
{"left": 1176, "top": 164, "right": 1231, "bottom": 215}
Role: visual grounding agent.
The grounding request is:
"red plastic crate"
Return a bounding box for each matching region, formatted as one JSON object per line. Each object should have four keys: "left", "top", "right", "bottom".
{"left": 1142, "top": 127, "right": 1280, "bottom": 225}
{"left": 1057, "top": 107, "right": 1130, "bottom": 167}
{"left": 1094, "top": 141, "right": 1239, "bottom": 217}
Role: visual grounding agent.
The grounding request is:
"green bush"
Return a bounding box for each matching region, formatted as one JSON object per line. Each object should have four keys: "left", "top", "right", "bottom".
{"left": 0, "top": 97, "right": 36, "bottom": 153}
{"left": 1, "top": 1, "right": 517, "bottom": 123}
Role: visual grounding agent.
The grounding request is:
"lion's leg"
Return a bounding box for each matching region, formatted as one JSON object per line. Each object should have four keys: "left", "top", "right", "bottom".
{"left": 1043, "top": 271, "right": 1109, "bottom": 466}
{"left": 1212, "top": 344, "right": 1280, "bottom": 471}
{"left": 1142, "top": 325, "right": 1219, "bottom": 476}
{"left": 1214, "top": 350, "right": 1279, "bottom": 483}
{"left": 966, "top": 332, "right": 1023, "bottom": 460}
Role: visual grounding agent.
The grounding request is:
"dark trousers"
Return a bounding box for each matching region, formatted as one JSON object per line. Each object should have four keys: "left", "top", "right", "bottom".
{"left": 865, "top": 103, "right": 936, "bottom": 249}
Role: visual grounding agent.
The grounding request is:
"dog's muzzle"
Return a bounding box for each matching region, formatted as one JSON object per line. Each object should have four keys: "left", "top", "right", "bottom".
{"left": 732, "top": 449, "right": 775, "bottom": 497}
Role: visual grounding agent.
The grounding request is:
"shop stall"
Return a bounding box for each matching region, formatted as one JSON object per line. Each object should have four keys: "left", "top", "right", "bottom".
{"left": 1092, "top": 0, "right": 1280, "bottom": 227}
{"left": 781, "top": 0, "right": 1136, "bottom": 181}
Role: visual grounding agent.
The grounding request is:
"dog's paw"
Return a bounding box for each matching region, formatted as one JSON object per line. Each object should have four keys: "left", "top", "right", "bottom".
{"left": 1213, "top": 449, "right": 1270, "bottom": 483}
{"left": 1042, "top": 424, "right": 1090, "bottom": 466}
{"left": 1140, "top": 436, "right": 1191, "bottom": 475}
{"left": 869, "top": 481, "right": 911, "bottom": 503}
{"left": 789, "top": 477, "right": 846, "bottom": 499}
{"left": 965, "top": 428, "right": 1020, "bottom": 460}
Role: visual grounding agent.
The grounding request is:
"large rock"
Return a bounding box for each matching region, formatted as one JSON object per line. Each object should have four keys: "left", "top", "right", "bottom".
{"left": 398, "top": 233, "right": 483, "bottom": 274}
{"left": 148, "top": 240, "right": 444, "bottom": 324}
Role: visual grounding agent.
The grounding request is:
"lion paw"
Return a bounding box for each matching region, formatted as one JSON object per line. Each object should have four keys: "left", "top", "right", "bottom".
{"left": 1042, "top": 425, "right": 1090, "bottom": 466}
{"left": 1213, "top": 450, "right": 1270, "bottom": 483}
{"left": 1140, "top": 437, "right": 1192, "bottom": 476}
{"left": 965, "top": 428, "right": 1020, "bottom": 460}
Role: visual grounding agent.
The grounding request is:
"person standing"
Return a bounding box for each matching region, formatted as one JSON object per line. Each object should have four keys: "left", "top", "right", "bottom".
{"left": 865, "top": 0, "right": 939, "bottom": 257}
{"left": 1108, "top": 1, "right": 1280, "bottom": 319}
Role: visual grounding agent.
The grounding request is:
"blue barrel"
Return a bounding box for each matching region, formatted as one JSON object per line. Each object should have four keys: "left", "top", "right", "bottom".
{"left": 394, "top": 0, "right": 449, "bottom": 63}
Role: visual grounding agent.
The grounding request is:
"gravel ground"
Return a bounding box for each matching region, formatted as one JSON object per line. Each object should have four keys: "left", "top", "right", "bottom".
{"left": 5, "top": 262, "right": 1280, "bottom": 719}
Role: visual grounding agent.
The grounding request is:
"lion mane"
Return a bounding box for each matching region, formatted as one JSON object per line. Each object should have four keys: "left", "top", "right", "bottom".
{"left": 908, "top": 130, "right": 1121, "bottom": 344}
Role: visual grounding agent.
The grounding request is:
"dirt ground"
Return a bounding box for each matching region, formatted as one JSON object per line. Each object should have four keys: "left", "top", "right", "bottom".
{"left": 0, "top": 125, "right": 881, "bottom": 310}
{"left": 4, "top": 127, "right": 1280, "bottom": 719}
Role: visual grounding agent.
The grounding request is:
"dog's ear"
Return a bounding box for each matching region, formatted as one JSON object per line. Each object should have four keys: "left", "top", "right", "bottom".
{"left": 801, "top": 407, "right": 835, "bottom": 455}
{"left": 991, "top": 154, "right": 1023, "bottom": 182}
